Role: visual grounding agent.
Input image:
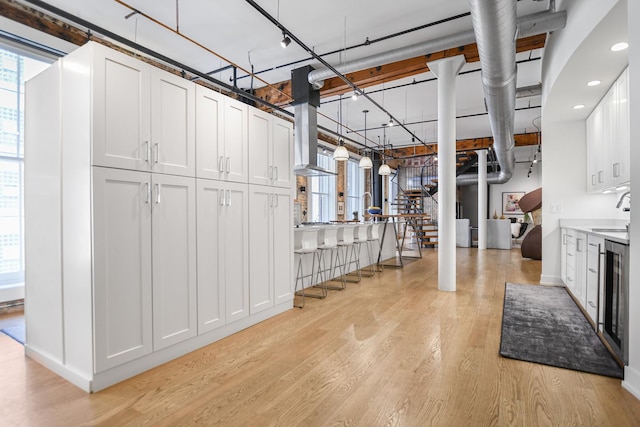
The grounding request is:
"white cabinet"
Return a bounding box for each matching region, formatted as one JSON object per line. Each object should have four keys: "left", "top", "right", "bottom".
{"left": 92, "top": 43, "right": 195, "bottom": 176}
{"left": 151, "top": 174, "right": 197, "bottom": 350}
{"left": 563, "top": 229, "right": 587, "bottom": 307}
{"left": 195, "top": 86, "right": 248, "bottom": 183}
{"left": 561, "top": 228, "right": 568, "bottom": 284}
{"left": 248, "top": 108, "right": 294, "bottom": 188}
{"left": 586, "top": 67, "right": 630, "bottom": 191}
{"left": 586, "top": 235, "right": 604, "bottom": 329}
{"left": 93, "top": 168, "right": 197, "bottom": 365}
{"left": 92, "top": 167, "right": 153, "bottom": 372}
{"left": 249, "top": 185, "right": 293, "bottom": 314}
{"left": 197, "top": 179, "right": 250, "bottom": 330}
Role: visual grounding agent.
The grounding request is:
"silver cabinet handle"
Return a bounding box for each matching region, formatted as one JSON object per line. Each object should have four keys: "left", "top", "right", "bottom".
{"left": 226, "top": 157, "right": 231, "bottom": 174}
{"left": 274, "top": 166, "right": 278, "bottom": 181}
{"left": 269, "top": 166, "right": 273, "bottom": 180}
{"left": 613, "top": 162, "right": 621, "bottom": 178}
{"left": 154, "top": 142, "right": 159, "bottom": 163}
{"left": 588, "top": 301, "right": 597, "bottom": 309}
{"left": 274, "top": 194, "right": 278, "bottom": 207}
{"left": 145, "top": 182, "right": 150, "bottom": 204}
{"left": 219, "top": 190, "right": 225, "bottom": 206}
{"left": 145, "top": 141, "right": 150, "bottom": 162}
{"left": 219, "top": 156, "right": 224, "bottom": 173}
{"left": 563, "top": 234, "right": 567, "bottom": 245}
{"left": 155, "top": 183, "right": 161, "bottom": 204}
{"left": 588, "top": 243, "right": 598, "bottom": 248}
{"left": 226, "top": 190, "right": 231, "bottom": 206}
{"left": 588, "top": 268, "right": 597, "bottom": 273}
{"left": 598, "top": 170, "right": 604, "bottom": 183}
{"left": 592, "top": 174, "right": 596, "bottom": 186}
{"left": 567, "top": 253, "right": 573, "bottom": 257}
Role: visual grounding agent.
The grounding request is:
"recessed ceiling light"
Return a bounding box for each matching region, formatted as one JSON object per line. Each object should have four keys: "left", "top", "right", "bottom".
{"left": 616, "top": 185, "right": 628, "bottom": 191}
{"left": 610, "top": 42, "right": 628, "bottom": 52}
{"left": 573, "top": 104, "right": 585, "bottom": 110}
{"left": 587, "top": 80, "right": 601, "bottom": 87}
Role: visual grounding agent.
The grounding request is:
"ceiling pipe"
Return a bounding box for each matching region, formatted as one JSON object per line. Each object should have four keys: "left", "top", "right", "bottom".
{"left": 457, "top": 0, "right": 517, "bottom": 185}
{"left": 307, "top": 9, "right": 566, "bottom": 89}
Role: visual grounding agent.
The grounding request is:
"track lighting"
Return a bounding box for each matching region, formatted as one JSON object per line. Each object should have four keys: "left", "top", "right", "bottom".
{"left": 280, "top": 33, "right": 291, "bottom": 48}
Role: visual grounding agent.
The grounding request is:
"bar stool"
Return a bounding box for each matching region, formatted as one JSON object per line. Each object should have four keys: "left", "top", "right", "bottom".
{"left": 354, "top": 224, "right": 374, "bottom": 278}
{"left": 294, "top": 228, "right": 326, "bottom": 308}
{"left": 336, "top": 225, "right": 361, "bottom": 283}
{"left": 366, "top": 223, "right": 383, "bottom": 274}
{"left": 317, "top": 227, "right": 346, "bottom": 290}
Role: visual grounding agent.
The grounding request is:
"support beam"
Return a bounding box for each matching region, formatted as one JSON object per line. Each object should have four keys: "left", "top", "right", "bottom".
{"left": 477, "top": 150, "right": 488, "bottom": 250}
{"left": 428, "top": 55, "right": 465, "bottom": 293}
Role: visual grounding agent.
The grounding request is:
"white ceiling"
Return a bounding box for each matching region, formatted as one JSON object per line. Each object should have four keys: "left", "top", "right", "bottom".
{"left": 22, "top": 0, "right": 625, "bottom": 153}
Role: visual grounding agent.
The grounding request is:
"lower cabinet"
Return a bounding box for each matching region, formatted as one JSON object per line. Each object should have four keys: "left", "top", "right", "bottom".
{"left": 93, "top": 167, "right": 198, "bottom": 370}
{"left": 586, "top": 235, "right": 604, "bottom": 329}
{"left": 196, "top": 179, "right": 249, "bottom": 333}
{"left": 249, "top": 185, "right": 293, "bottom": 314}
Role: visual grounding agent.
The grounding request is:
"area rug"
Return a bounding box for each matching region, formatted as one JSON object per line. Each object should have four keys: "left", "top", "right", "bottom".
{"left": 500, "top": 282, "right": 623, "bottom": 379}
{"left": 1, "top": 325, "right": 24, "bottom": 345}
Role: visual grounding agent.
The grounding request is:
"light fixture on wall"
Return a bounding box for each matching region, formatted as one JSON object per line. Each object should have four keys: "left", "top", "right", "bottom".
{"left": 333, "top": 95, "right": 349, "bottom": 161}
{"left": 359, "top": 109, "right": 373, "bottom": 169}
{"left": 378, "top": 123, "right": 391, "bottom": 176}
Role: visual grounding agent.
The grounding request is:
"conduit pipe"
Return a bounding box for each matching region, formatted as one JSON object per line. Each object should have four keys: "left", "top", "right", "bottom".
{"left": 308, "top": 9, "right": 565, "bottom": 88}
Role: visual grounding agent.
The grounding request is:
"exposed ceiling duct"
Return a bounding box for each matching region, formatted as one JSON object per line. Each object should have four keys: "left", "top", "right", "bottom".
{"left": 307, "top": 9, "right": 566, "bottom": 89}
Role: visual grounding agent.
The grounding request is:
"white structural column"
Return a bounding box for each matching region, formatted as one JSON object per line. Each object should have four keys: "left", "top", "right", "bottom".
{"left": 477, "top": 150, "right": 488, "bottom": 250}
{"left": 427, "top": 55, "right": 465, "bottom": 292}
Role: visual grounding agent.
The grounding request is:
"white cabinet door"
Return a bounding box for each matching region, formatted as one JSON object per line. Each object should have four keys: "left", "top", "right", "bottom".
{"left": 586, "top": 235, "right": 604, "bottom": 326}
{"left": 249, "top": 186, "right": 273, "bottom": 313}
{"left": 574, "top": 232, "right": 587, "bottom": 308}
{"left": 151, "top": 69, "right": 196, "bottom": 177}
{"left": 224, "top": 98, "right": 248, "bottom": 183}
{"left": 272, "top": 118, "right": 294, "bottom": 189}
{"left": 560, "top": 228, "right": 568, "bottom": 284}
{"left": 196, "top": 179, "right": 226, "bottom": 333}
{"left": 92, "top": 47, "right": 151, "bottom": 172}
{"left": 613, "top": 68, "right": 629, "bottom": 185}
{"left": 195, "top": 86, "right": 224, "bottom": 180}
{"left": 248, "top": 108, "right": 272, "bottom": 186}
{"left": 223, "top": 181, "right": 250, "bottom": 322}
{"left": 92, "top": 167, "right": 152, "bottom": 372}
{"left": 586, "top": 105, "right": 605, "bottom": 192}
{"left": 272, "top": 188, "right": 293, "bottom": 304}
{"left": 151, "top": 174, "right": 197, "bottom": 350}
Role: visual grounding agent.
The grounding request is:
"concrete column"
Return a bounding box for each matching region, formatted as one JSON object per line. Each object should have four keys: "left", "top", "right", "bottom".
{"left": 428, "top": 55, "right": 465, "bottom": 292}
{"left": 477, "top": 150, "right": 488, "bottom": 250}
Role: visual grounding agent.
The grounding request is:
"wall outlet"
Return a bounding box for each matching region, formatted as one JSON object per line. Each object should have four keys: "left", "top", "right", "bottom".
{"left": 550, "top": 203, "right": 563, "bottom": 213}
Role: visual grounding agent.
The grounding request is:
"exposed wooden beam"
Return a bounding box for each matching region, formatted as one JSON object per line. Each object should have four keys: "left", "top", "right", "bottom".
{"left": 254, "top": 34, "right": 546, "bottom": 106}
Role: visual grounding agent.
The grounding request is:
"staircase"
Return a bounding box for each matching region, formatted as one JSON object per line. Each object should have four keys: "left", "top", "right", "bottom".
{"left": 391, "top": 150, "right": 480, "bottom": 248}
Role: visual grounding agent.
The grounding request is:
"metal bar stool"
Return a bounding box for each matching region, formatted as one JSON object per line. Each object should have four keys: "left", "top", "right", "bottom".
{"left": 294, "top": 228, "right": 326, "bottom": 308}
{"left": 336, "top": 225, "right": 361, "bottom": 283}
{"left": 354, "top": 224, "right": 375, "bottom": 277}
{"left": 366, "top": 223, "right": 383, "bottom": 273}
{"left": 317, "top": 226, "right": 346, "bottom": 290}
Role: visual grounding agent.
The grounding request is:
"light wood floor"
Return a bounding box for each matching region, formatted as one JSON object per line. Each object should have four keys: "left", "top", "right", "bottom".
{"left": 3, "top": 248, "right": 640, "bottom": 426}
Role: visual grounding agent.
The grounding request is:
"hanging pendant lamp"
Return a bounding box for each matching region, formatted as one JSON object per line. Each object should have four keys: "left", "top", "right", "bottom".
{"left": 359, "top": 109, "right": 372, "bottom": 169}
{"left": 333, "top": 95, "right": 349, "bottom": 161}
{"left": 379, "top": 123, "right": 390, "bottom": 175}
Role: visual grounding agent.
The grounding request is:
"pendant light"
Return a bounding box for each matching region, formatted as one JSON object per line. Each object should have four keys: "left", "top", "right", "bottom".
{"left": 359, "top": 109, "right": 373, "bottom": 169}
{"left": 378, "top": 123, "right": 391, "bottom": 176}
{"left": 333, "top": 95, "right": 349, "bottom": 161}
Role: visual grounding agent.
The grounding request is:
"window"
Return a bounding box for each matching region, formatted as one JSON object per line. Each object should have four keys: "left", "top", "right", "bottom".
{"left": 346, "top": 159, "right": 364, "bottom": 219}
{"left": 308, "top": 152, "right": 336, "bottom": 222}
{"left": 0, "top": 47, "right": 50, "bottom": 287}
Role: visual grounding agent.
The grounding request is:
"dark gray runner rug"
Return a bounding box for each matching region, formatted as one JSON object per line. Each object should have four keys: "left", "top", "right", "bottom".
{"left": 500, "top": 283, "right": 623, "bottom": 379}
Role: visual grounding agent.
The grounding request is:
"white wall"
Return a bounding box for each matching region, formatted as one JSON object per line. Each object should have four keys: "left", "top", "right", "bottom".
{"left": 622, "top": 0, "right": 640, "bottom": 400}
{"left": 489, "top": 146, "right": 542, "bottom": 221}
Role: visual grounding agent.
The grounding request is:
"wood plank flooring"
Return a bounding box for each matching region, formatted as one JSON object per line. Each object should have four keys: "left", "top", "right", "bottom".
{"left": 2, "top": 248, "right": 640, "bottom": 426}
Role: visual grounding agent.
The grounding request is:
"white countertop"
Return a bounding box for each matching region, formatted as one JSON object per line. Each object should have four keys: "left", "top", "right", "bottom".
{"left": 560, "top": 220, "right": 629, "bottom": 245}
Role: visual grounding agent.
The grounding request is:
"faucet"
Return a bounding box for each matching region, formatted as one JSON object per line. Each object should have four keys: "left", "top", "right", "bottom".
{"left": 616, "top": 191, "right": 631, "bottom": 211}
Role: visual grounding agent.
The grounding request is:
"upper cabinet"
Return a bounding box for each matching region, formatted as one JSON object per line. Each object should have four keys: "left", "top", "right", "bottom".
{"left": 586, "top": 68, "right": 630, "bottom": 192}
{"left": 195, "top": 86, "right": 249, "bottom": 183}
{"left": 248, "top": 108, "right": 294, "bottom": 188}
{"left": 92, "top": 44, "right": 195, "bottom": 176}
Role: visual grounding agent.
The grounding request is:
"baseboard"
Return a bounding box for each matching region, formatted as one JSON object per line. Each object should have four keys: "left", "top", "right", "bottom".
{"left": 540, "top": 274, "right": 563, "bottom": 285}
{"left": 25, "top": 345, "right": 92, "bottom": 392}
{"left": 622, "top": 365, "right": 640, "bottom": 401}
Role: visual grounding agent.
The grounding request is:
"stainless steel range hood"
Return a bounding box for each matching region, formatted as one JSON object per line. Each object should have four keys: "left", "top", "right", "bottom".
{"left": 293, "top": 99, "right": 336, "bottom": 177}
{"left": 292, "top": 65, "right": 337, "bottom": 177}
